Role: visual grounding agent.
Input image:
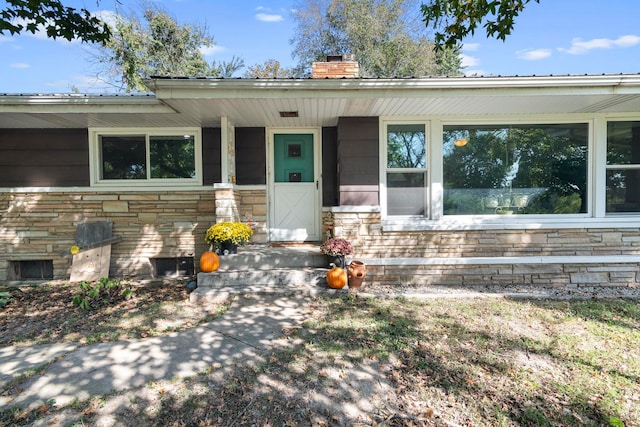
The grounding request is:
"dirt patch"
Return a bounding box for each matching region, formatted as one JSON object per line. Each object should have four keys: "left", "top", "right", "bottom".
{"left": 0, "top": 279, "right": 226, "bottom": 347}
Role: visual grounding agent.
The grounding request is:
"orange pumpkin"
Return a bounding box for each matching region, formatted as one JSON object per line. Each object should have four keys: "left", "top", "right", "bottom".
{"left": 199, "top": 251, "right": 220, "bottom": 272}
{"left": 326, "top": 265, "right": 348, "bottom": 289}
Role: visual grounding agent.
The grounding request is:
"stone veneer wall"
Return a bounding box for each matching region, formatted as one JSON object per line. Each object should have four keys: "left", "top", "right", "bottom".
{"left": 323, "top": 209, "right": 640, "bottom": 287}
{"left": 213, "top": 185, "right": 268, "bottom": 243}
{"left": 0, "top": 188, "right": 268, "bottom": 281}
{"left": 325, "top": 210, "right": 640, "bottom": 258}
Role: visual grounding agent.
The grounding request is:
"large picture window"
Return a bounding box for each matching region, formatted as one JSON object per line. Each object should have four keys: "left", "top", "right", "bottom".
{"left": 442, "top": 123, "right": 589, "bottom": 215}
{"left": 385, "top": 123, "right": 428, "bottom": 216}
{"left": 606, "top": 121, "right": 640, "bottom": 213}
{"left": 92, "top": 129, "right": 201, "bottom": 186}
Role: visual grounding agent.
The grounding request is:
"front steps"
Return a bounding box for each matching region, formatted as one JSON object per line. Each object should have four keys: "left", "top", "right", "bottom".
{"left": 212, "top": 244, "right": 327, "bottom": 271}
{"left": 190, "top": 244, "right": 334, "bottom": 303}
{"left": 189, "top": 245, "right": 640, "bottom": 303}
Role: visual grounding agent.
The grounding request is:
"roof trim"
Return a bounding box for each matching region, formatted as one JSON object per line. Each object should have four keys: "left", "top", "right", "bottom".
{"left": 146, "top": 73, "right": 640, "bottom": 91}
{"left": 0, "top": 93, "right": 174, "bottom": 114}
{"left": 145, "top": 74, "right": 640, "bottom": 103}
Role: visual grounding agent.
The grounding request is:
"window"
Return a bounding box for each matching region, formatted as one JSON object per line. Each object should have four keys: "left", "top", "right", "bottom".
{"left": 385, "top": 123, "right": 428, "bottom": 216}
{"left": 442, "top": 123, "right": 589, "bottom": 215}
{"left": 91, "top": 129, "right": 202, "bottom": 186}
{"left": 606, "top": 121, "right": 640, "bottom": 213}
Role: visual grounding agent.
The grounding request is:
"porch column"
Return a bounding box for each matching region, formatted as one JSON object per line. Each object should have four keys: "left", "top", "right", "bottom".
{"left": 220, "top": 116, "right": 236, "bottom": 184}
{"left": 213, "top": 183, "right": 240, "bottom": 223}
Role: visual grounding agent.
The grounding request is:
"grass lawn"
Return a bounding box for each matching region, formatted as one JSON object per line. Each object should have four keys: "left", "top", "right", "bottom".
{"left": 1, "top": 281, "right": 639, "bottom": 426}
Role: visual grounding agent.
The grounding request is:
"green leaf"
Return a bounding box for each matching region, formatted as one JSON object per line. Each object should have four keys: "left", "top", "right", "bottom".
{"left": 609, "top": 417, "right": 625, "bottom": 427}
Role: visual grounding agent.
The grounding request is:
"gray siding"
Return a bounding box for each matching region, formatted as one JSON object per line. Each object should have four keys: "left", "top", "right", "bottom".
{"left": 337, "top": 117, "right": 379, "bottom": 205}
{"left": 0, "top": 129, "right": 89, "bottom": 187}
{"left": 322, "top": 126, "right": 338, "bottom": 206}
{"left": 236, "top": 127, "right": 266, "bottom": 185}
{"left": 202, "top": 127, "right": 222, "bottom": 185}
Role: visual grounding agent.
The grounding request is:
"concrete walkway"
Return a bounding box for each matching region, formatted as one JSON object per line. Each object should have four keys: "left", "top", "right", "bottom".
{"left": 3, "top": 282, "right": 639, "bottom": 413}
{"left": 0, "top": 293, "right": 312, "bottom": 410}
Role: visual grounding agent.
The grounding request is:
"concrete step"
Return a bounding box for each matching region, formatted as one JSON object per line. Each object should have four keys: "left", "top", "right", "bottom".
{"left": 191, "top": 268, "right": 336, "bottom": 303}
{"left": 213, "top": 244, "right": 328, "bottom": 271}
{"left": 190, "top": 245, "right": 346, "bottom": 303}
{"left": 197, "top": 268, "right": 328, "bottom": 287}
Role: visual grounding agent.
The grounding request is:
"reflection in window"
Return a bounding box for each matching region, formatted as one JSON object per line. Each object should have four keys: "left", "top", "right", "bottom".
{"left": 606, "top": 121, "right": 640, "bottom": 213}
{"left": 99, "top": 133, "right": 197, "bottom": 182}
{"left": 387, "top": 124, "right": 426, "bottom": 168}
{"left": 387, "top": 172, "right": 426, "bottom": 216}
{"left": 101, "top": 136, "right": 146, "bottom": 180}
{"left": 442, "top": 124, "right": 588, "bottom": 215}
{"left": 150, "top": 135, "right": 196, "bottom": 178}
{"left": 386, "top": 124, "right": 427, "bottom": 216}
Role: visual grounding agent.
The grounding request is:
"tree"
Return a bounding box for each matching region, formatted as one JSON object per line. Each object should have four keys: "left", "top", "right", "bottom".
{"left": 213, "top": 56, "right": 245, "bottom": 78}
{"left": 96, "top": 5, "right": 243, "bottom": 92}
{"left": 243, "top": 59, "right": 295, "bottom": 78}
{"left": 421, "top": 0, "right": 540, "bottom": 50}
{"left": 0, "top": 0, "right": 110, "bottom": 42}
{"left": 290, "top": 0, "right": 462, "bottom": 77}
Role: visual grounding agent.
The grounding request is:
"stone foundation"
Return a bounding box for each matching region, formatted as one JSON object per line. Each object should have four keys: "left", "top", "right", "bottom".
{"left": 325, "top": 210, "right": 640, "bottom": 258}
{"left": 360, "top": 259, "right": 640, "bottom": 287}
{"left": 325, "top": 208, "right": 640, "bottom": 288}
{"left": 0, "top": 187, "right": 268, "bottom": 281}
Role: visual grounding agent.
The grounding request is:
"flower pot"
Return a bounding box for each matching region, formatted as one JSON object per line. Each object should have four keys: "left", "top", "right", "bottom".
{"left": 216, "top": 241, "right": 238, "bottom": 256}
{"left": 347, "top": 260, "right": 366, "bottom": 290}
{"left": 327, "top": 255, "right": 346, "bottom": 268}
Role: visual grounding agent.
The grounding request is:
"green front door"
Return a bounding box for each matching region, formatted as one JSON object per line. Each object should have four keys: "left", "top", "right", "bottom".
{"left": 274, "top": 134, "right": 314, "bottom": 183}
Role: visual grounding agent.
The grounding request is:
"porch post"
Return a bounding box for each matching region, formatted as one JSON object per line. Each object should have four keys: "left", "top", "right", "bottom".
{"left": 220, "top": 116, "right": 236, "bottom": 184}
{"left": 213, "top": 183, "right": 239, "bottom": 223}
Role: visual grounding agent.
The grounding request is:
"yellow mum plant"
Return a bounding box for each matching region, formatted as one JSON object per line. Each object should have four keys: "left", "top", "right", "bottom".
{"left": 205, "top": 221, "right": 253, "bottom": 247}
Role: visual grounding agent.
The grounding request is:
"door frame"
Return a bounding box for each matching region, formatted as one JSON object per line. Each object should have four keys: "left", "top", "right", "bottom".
{"left": 267, "top": 127, "right": 323, "bottom": 242}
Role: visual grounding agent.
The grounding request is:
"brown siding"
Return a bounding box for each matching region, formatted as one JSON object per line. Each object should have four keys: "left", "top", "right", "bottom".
{"left": 0, "top": 129, "right": 89, "bottom": 187}
{"left": 337, "top": 117, "right": 379, "bottom": 205}
{"left": 236, "top": 127, "right": 266, "bottom": 185}
{"left": 322, "top": 126, "right": 338, "bottom": 206}
{"left": 202, "top": 127, "right": 222, "bottom": 184}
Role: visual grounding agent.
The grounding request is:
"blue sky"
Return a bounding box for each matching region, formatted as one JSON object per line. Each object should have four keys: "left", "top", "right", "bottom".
{"left": 1, "top": 0, "right": 639, "bottom": 93}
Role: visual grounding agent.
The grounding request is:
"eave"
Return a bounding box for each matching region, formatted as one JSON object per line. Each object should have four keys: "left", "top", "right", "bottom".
{"left": 1, "top": 74, "right": 640, "bottom": 129}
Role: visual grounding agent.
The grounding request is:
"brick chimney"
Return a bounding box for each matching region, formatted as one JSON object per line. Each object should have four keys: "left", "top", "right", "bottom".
{"left": 312, "top": 54, "right": 359, "bottom": 79}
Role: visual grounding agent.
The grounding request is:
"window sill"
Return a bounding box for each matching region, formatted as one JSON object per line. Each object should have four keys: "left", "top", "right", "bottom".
{"left": 382, "top": 215, "right": 640, "bottom": 231}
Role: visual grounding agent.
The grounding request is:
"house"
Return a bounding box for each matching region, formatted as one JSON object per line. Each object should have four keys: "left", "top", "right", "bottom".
{"left": 2, "top": 56, "right": 640, "bottom": 287}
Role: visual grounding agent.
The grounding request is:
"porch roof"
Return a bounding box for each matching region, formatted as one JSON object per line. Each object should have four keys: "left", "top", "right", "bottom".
{"left": 1, "top": 74, "right": 640, "bottom": 129}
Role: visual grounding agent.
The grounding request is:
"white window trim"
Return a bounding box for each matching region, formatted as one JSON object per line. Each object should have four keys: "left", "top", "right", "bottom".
{"left": 379, "top": 118, "right": 430, "bottom": 220}
{"left": 603, "top": 118, "right": 640, "bottom": 216}
{"left": 89, "top": 127, "right": 203, "bottom": 188}
{"left": 380, "top": 114, "right": 640, "bottom": 230}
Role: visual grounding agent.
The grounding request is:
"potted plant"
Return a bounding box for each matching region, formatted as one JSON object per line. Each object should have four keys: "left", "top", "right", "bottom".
{"left": 320, "top": 237, "right": 353, "bottom": 268}
{"left": 205, "top": 221, "right": 253, "bottom": 255}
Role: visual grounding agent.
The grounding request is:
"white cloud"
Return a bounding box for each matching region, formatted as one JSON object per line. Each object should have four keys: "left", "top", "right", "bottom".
{"left": 516, "top": 48, "right": 551, "bottom": 61}
{"left": 255, "top": 13, "right": 283, "bottom": 23}
{"left": 560, "top": 34, "right": 640, "bottom": 55}
{"left": 200, "top": 44, "right": 224, "bottom": 57}
{"left": 93, "top": 10, "right": 118, "bottom": 28}
{"left": 461, "top": 54, "right": 479, "bottom": 68}
{"left": 616, "top": 34, "right": 640, "bottom": 47}
{"left": 462, "top": 43, "right": 480, "bottom": 52}
{"left": 10, "top": 63, "right": 30, "bottom": 69}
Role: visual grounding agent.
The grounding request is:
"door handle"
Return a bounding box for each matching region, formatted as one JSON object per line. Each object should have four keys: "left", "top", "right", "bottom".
{"left": 316, "top": 180, "right": 319, "bottom": 189}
